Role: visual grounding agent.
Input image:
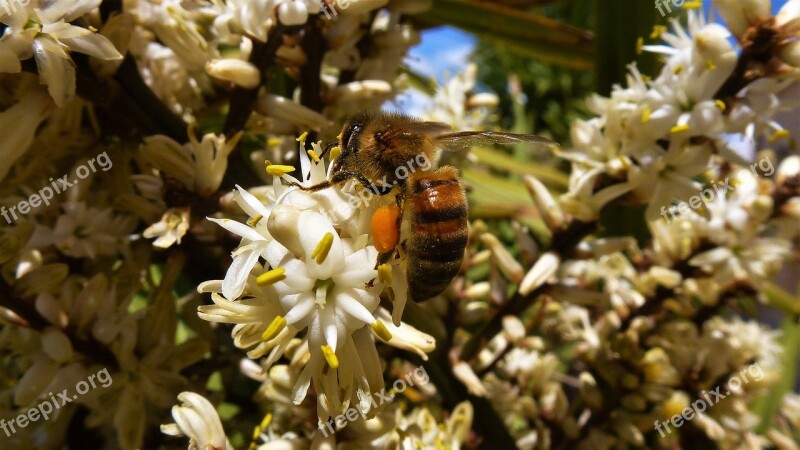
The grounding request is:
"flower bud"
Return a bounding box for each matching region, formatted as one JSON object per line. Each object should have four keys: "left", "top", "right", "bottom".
{"left": 481, "top": 234, "right": 524, "bottom": 283}
{"left": 579, "top": 372, "right": 603, "bottom": 410}
{"left": 278, "top": 0, "right": 309, "bottom": 25}
{"left": 519, "top": 252, "right": 560, "bottom": 295}
{"left": 42, "top": 327, "right": 74, "bottom": 363}
{"left": 715, "top": 0, "right": 771, "bottom": 37}
{"left": 453, "top": 361, "right": 488, "bottom": 397}
{"left": 779, "top": 41, "right": 800, "bottom": 67}
{"left": 205, "top": 59, "right": 261, "bottom": 89}
{"left": 524, "top": 175, "right": 564, "bottom": 230}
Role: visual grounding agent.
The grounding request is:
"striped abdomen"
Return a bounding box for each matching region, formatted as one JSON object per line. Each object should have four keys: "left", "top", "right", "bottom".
{"left": 406, "top": 166, "right": 468, "bottom": 302}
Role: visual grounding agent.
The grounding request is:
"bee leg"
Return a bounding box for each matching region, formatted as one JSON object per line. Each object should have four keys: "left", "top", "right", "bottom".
{"left": 286, "top": 171, "right": 373, "bottom": 192}
{"left": 325, "top": 170, "right": 381, "bottom": 193}
{"left": 287, "top": 180, "right": 332, "bottom": 192}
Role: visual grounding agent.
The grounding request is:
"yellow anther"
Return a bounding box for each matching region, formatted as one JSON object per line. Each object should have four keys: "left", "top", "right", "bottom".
{"left": 257, "top": 268, "right": 286, "bottom": 286}
{"left": 715, "top": 100, "right": 726, "bottom": 111}
{"left": 296, "top": 131, "right": 309, "bottom": 145}
{"left": 650, "top": 25, "right": 667, "bottom": 39}
{"left": 321, "top": 344, "right": 339, "bottom": 369}
{"left": 683, "top": 0, "right": 702, "bottom": 9}
{"left": 266, "top": 164, "right": 295, "bottom": 177}
{"left": 311, "top": 232, "right": 334, "bottom": 264}
{"left": 768, "top": 129, "right": 790, "bottom": 143}
{"left": 261, "top": 316, "right": 287, "bottom": 341}
{"left": 641, "top": 108, "right": 652, "bottom": 124}
{"left": 670, "top": 124, "right": 690, "bottom": 134}
{"left": 705, "top": 60, "right": 716, "bottom": 70}
{"left": 371, "top": 320, "right": 392, "bottom": 342}
{"left": 307, "top": 149, "right": 321, "bottom": 163}
{"left": 267, "top": 137, "right": 283, "bottom": 146}
{"left": 248, "top": 214, "right": 264, "bottom": 226}
{"left": 636, "top": 37, "right": 644, "bottom": 55}
{"left": 252, "top": 425, "right": 261, "bottom": 440}
{"left": 642, "top": 74, "right": 652, "bottom": 83}
{"left": 377, "top": 263, "right": 393, "bottom": 285}
{"left": 260, "top": 413, "right": 273, "bottom": 429}
{"left": 673, "top": 65, "right": 683, "bottom": 75}
{"left": 337, "top": 131, "right": 344, "bottom": 141}
{"left": 329, "top": 145, "right": 342, "bottom": 161}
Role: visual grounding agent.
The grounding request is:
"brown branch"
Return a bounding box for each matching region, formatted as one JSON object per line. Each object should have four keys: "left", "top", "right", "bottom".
{"left": 223, "top": 25, "right": 287, "bottom": 139}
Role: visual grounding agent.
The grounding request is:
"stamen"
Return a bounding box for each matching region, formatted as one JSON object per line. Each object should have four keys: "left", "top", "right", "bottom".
{"left": 260, "top": 413, "right": 273, "bottom": 429}
{"left": 673, "top": 66, "right": 683, "bottom": 75}
{"left": 636, "top": 37, "right": 643, "bottom": 55}
{"left": 705, "top": 60, "right": 716, "bottom": 71}
{"left": 650, "top": 25, "right": 667, "bottom": 39}
{"left": 371, "top": 320, "right": 392, "bottom": 342}
{"left": 261, "top": 316, "right": 286, "bottom": 341}
{"left": 267, "top": 137, "right": 283, "bottom": 146}
{"left": 296, "top": 131, "right": 309, "bottom": 145}
{"left": 683, "top": 0, "right": 701, "bottom": 9}
{"left": 329, "top": 145, "right": 342, "bottom": 161}
{"left": 311, "top": 232, "right": 334, "bottom": 264}
{"left": 769, "top": 129, "right": 790, "bottom": 143}
{"left": 715, "top": 100, "right": 726, "bottom": 111}
{"left": 266, "top": 165, "right": 295, "bottom": 177}
{"left": 248, "top": 214, "right": 264, "bottom": 226}
{"left": 641, "top": 108, "right": 651, "bottom": 124}
{"left": 321, "top": 344, "right": 339, "bottom": 369}
{"left": 670, "top": 124, "right": 689, "bottom": 134}
{"left": 257, "top": 268, "right": 286, "bottom": 285}
{"left": 307, "top": 149, "right": 321, "bottom": 163}
{"left": 377, "top": 263, "right": 393, "bottom": 285}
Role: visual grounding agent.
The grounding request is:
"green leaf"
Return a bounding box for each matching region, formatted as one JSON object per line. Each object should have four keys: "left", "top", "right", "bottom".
{"left": 416, "top": 0, "right": 594, "bottom": 70}
{"left": 593, "top": 0, "right": 660, "bottom": 95}
{"left": 762, "top": 282, "right": 800, "bottom": 315}
{"left": 469, "top": 146, "right": 569, "bottom": 189}
{"left": 463, "top": 168, "right": 532, "bottom": 205}
{"left": 400, "top": 66, "right": 437, "bottom": 97}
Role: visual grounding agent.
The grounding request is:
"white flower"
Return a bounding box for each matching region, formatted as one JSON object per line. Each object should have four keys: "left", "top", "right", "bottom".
{"left": 200, "top": 141, "right": 433, "bottom": 420}
{"left": 0, "top": 0, "right": 123, "bottom": 106}
{"left": 141, "top": 128, "right": 242, "bottom": 197}
{"left": 51, "top": 202, "right": 135, "bottom": 259}
{"left": 161, "top": 392, "right": 233, "bottom": 450}
{"left": 210, "top": 185, "right": 274, "bottom": 301}
{"left": 143, "top": 207, "right": 191, "bottom": 249}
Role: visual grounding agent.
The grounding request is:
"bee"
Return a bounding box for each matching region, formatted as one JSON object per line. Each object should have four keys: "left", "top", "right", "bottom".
{"left": 299, "top": 111, "right": 553, "bottom": 302}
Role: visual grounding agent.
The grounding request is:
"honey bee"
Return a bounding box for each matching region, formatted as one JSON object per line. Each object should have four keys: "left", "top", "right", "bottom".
{"left": 299, "top": 111, "right": 553, "bottom": 302}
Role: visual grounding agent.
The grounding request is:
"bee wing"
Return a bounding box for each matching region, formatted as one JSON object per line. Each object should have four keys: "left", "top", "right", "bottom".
{"left": 434, "top": 131, "right": 556, "bottom": 152}
{"left": 399, "top": 121, "right": 453, "bottom": 137}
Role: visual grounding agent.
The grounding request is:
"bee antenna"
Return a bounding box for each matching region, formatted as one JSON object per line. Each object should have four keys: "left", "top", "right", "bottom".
{"left": 319, "top": 142, "right": 337, "bottom": 159}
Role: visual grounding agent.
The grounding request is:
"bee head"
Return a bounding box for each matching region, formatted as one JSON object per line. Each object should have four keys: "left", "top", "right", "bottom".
{"left": 332, "top": 113, "right": 369, "bottom": 174}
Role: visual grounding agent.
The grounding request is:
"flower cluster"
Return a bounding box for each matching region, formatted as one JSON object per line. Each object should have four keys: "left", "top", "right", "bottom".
{"left": 198, "top": 143, "right": 435, "bottom": 423}
{"left": 1, "top": 0, "right": 800, "bottom": 449}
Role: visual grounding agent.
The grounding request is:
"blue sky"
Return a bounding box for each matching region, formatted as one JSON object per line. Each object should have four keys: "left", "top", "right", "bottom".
{"left": 387, "top": 0, "right": 792, "bottom": 115}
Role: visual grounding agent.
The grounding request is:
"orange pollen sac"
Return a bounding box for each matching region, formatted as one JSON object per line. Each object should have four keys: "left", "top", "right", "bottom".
{"left": 371, "top": 203, "right": 401, "bottom": 253}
